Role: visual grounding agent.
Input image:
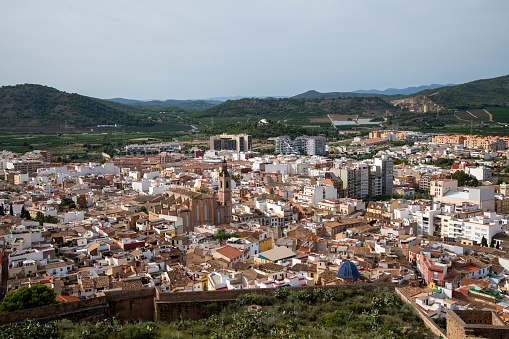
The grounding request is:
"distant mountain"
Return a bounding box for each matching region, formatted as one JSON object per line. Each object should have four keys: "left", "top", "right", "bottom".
{"left": 204, "top": 96, "right": 288, "bottom": 102}
{"left": 107, "top": 98, "right": 141, "bottom": 105}
{"left": 0, "top": 84, "right": 151, "bottom": 131}
{"left": 204, "top": 96, "right": 245, "bottom": 102}
{"left": 193, "top": 96, "right": 399, "bottom": 124}
{"left": 292, "top": 90, "right": 380, "bottom": 99}
{"left": 292, "top": 84, "right": 453, "bottom": 99}
{"left": 353, "top": 84, "right": 453, "bottom": 95}
{"left": 105, "top": 98, "right": 221, "bottom": 110}
{"left": 407, "top": 74, "right": 509, "bottom": 109}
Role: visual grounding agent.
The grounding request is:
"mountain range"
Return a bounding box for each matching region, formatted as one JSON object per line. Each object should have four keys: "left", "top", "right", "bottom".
{"left": 108, "top": 84, "right": 452, "bottom": 104}
{"left": 0, "top": 74, "right": 507, "bottom": 131}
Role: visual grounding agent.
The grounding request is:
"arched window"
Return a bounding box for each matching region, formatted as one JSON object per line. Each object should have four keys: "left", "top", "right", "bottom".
{"left": 226, "top": 181, "right": 229, "bottom": 188}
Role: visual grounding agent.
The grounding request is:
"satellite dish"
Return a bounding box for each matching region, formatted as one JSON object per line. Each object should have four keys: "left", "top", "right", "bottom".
{"left": 294, "top": 311, "right": 298, "bottom": 315}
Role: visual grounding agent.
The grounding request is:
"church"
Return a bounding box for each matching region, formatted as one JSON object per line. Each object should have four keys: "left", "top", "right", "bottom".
{"left": 146, "top": 160, "right": 232, "bottom": 232}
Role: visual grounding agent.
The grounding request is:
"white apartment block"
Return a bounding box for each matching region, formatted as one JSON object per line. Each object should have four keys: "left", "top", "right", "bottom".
{"left": 443, "top": 212, "right": 503, "bottom": 244}
{"left": 294, "top": 184, "right": 337, "bottom": 207}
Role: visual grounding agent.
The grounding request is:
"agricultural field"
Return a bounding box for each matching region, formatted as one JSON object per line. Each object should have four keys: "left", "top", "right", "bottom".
{"left": 454, "top": 110, "right": 482, "bottom": 122}
{"left": 0, "top": 287, "right": 435, "bottom": 339}
{"left": 199, "top": 117, "right": 251, "bottom": 128}
{"left": 486, "top": 107, "right": 509, "bottom": 123}
{"left": 467, "top": 109, "right": 492, "bottom": 122}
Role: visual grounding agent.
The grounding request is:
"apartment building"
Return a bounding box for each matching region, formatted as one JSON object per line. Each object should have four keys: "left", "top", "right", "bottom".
{"left": 443, "top": 212, "right": 503, "bottom": 245}
{"left": 335, "top": 157, "right": 393, "bottom": 200}
{"left": 294, "top": 136, "right": 326, "bottom": 156}
{"left": 274, "top": 136, "right": 297, "bottom": 154}
{"left": 210, "top": 134, "right": 253, "bottom": 152}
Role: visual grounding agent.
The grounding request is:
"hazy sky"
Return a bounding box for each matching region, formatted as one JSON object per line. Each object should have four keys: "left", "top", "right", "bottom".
{"left": 1, "top": 1, "right": 508, "bottom": 99}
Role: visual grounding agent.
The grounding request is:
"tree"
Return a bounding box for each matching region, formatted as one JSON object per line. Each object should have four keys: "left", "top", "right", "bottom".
{"left": 446, "top": 170, "right": 479, "bottom": 187}
{"left": 140, "top": 206, "right": 148, "bottom": 214}
{"left": 0, "top": 205, "right": 4, "bottom": 216}
{"left": 0, "top": 285, "right": 59, "bottom": 313}
{"left": 490, "top": 239, "right": 496, "bottom": 248}
{"left": 59, "top": 197, "right": 76, "bottom": 209}
{"left": 481, "top": 236, "right": 488, "bottom": 247}
{"left": 20, "top": 206, "right": 29, "bottom": 219}
{"left": 9, "top": 203, "right": 13, "bottom": 216}
{"left": 215, "top": 228, "right": 239, "bottom": 240}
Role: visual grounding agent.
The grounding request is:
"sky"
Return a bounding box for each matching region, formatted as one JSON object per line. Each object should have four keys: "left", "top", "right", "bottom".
{"left": 1, "top": 1, "right": 508, "bottom": 100}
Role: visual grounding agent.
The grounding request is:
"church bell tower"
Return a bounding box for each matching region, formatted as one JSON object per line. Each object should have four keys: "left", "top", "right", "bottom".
{"left": 218, "top": 159, "right": 232, "bottom": 223}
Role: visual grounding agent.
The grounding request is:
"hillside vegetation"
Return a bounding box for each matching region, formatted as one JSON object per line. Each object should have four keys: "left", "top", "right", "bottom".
{"left": 292, "top": 90, "right": 381, "bottom": 99}
{"left": 192, "top": 97, "right": 399, "bottom": 126}
{"left": 0, "top": 287, "right": 433, "bottom": 339}
{"left": 408, "top": 74, "right": 509, "bottom": 109}
{"left": 106, "top": 98, "right": 220, "bottom": 110}
{"left": 0, "top": 84, "right": 154, "bottom": 131}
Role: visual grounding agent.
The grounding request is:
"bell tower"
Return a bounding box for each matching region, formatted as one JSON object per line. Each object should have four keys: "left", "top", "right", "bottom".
{"left": 218, "top": 159, "right": 232, "bottom": 223}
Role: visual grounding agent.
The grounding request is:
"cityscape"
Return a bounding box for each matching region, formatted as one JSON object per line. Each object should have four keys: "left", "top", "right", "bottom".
{"left": 1, "top": 1, "right": 509, "bottom": 338}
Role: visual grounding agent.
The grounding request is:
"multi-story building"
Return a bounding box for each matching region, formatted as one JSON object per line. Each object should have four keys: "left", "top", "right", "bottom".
{"left": 294, "top": 136, "right": 326, "bottom": 156}
{"left": 374, "top": 155, "right": 394, "bottom": 196}
{"left": 433, "top": 185, "right": 495, "bottom": 212}
{"left": 466, "top": 166, "right": 492, "bottom": 182}
{"left": 416, "top": 205, "right": 441, "bottom": 236}
{"left": 418, "top": 174, "right": 432, "bottom": 192}
{"left": 336, "top": 158, "right": 393, "bottom": 200}
{"left": 443, "top": 212, "right": 503, "bottom": 245}
{"left": 294, "top": 183, "right": 337, "bottom": 207}
{"left": 274, "top": 136, "right": 297, "bottom": 154}
{"left": 495, "top": 196, "right": 509, "bottom": 214}
{"left": 430, "top": 179, "right": 458, "bottom": 197}
{"left": 210, "top": 134, "right": 252, "bottom": 152}
{"left": 5, "top": 160, "right": 48, "bottom": 174}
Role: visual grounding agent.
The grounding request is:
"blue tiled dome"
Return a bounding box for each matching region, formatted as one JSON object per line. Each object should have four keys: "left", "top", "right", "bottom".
{"left": 336, "top": 260, "right": 361, "bottom": 279}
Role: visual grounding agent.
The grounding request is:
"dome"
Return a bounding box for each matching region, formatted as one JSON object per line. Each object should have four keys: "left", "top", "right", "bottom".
{"left": 336, "top": 260, "right": 361, "bottom": 279}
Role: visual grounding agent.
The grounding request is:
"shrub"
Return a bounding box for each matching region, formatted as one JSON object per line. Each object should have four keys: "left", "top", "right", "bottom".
{"left": 235, "top": 293, "right": 274, "bottom": 306}
{"left": 315, "top": 309, "right": 349, "bottom": 328}
{"left": 0, "top": 320, "right": 57, "bottom": 339}
{"left": 202, "top": 303, "right": 219, "bottom": 318}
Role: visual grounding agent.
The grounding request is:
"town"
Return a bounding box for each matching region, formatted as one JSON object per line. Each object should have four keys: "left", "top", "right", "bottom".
{"left": 1, "top": 129, "right": 509, "bottom": 336}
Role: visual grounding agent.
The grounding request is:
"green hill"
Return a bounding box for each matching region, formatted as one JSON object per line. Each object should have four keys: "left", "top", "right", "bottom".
{"left": 408, "top": 74, "right": 509, "bottom": 109}
{"left": 193, "top": 97, "right": 398, "bottom": 126}
{"left": 0, "top": 84, "right": 153, "bottom": 131}
{"left": 292, "top": 90, "right": 382, "bottom": 99}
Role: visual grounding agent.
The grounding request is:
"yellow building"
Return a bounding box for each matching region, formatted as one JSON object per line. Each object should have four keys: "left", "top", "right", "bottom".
{"left": 258, "top": 237, "right": 272, "bottom": 253}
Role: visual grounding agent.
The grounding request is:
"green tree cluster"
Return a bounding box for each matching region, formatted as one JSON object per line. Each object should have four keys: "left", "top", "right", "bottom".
{"left": 446, "top": 170, "right": 480, "bottom": 187}
{"left": 59, "top": 197, "right": 76, "bottom": 209}
{"left": 215, "top": 228, "right": 239, "bottom": 240}
{"left": 0, "top": 285, "right": 59, "bottom": 313}
{"left": 20, "top": 206, "right": 31, "bottom": 219}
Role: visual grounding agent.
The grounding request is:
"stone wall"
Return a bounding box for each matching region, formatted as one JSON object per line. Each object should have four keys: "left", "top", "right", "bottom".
{"left": 155, "top": 282, "right": 396, "bottom": 322}
{"left": 395, "top": 287, "right": 448, "bottom": 338}
{"left": 447, "top": 310, "right": 509, "bottom": 339}
{"left": 0, "top": 296, "right": 107, "bottom": 326}
{"left": 105, "top": 287, "right": 156, "bottom": 322}
{"left": 0, "top": 282, "right": 397, "bottom": 325}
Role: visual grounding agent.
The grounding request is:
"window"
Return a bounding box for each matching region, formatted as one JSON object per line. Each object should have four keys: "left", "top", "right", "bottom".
{"left": 433, "top": 272, "right": 438, "bottom": 278}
